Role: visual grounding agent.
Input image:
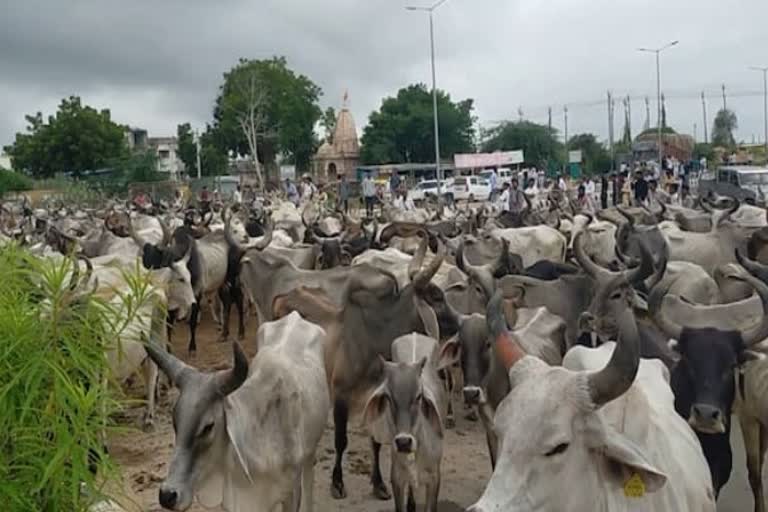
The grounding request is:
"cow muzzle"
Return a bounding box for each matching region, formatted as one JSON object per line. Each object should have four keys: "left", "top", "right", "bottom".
{"left": 689, "top": 404, "right": 726, "bottom": 434}
{"left": 463, "top": 386, "right": 485, "bottom": 406}
{"left": 394, "top": 434, "right": 416, "bottom": 454}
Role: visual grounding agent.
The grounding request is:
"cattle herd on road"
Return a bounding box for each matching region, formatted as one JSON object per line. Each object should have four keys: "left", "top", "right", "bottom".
{"left": 7, "top": 189, "right": 768, "bottom": 511}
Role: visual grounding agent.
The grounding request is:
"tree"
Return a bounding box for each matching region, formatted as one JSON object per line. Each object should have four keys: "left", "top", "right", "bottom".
{"left": 481, "top": 120, "right": 563, "bottom": 168}
{"left": 568, "top": 133, "right": 612, "bottom": 175}
{"left": 3, "top": 96, "right": 127, "bottom": 178}
{"left": 199, "top": 129, "right": 229, "bottom": 177}
{"left": 319, "top": 107, "right": 337, "bottom": 143}
{"left": 693, "top": 142, "right": 715, "bottom": 162}
{"left": 360, "top": 84, "right": 475, "bottom": 164}
{"left": 711, "top": 109, "right": 738, "bottom": 149}
{"left": 176, "top": 123, "right": 198, "bottom": 175}
{"left": 211, "top": 57, "right": 322, "bottom": 184}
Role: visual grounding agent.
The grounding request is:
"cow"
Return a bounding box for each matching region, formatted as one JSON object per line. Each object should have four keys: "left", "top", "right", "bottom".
{"left": 363, "top": 333, "right": 447, "bottom": 512}
{"left": 649, "top": 260, "right": 768, "bottom": 498}
{"left": 329, "top": 237, "right": 446, "bottom": 500}
{"left": 145, "top": 312, "right": 330, "bottom": 512}
{"left": 468, "top": 289, "right": 716, "bottom": 512}
{"left": 490, "top": 225, "right": 567, "bottom": 266}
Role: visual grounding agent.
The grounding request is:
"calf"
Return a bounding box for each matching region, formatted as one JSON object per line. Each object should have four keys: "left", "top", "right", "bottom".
{"left": 363, "top": 333, "right": 447, "bottom": 512}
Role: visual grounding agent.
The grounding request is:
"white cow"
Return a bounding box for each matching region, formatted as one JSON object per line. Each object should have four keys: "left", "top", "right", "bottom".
{"left": 146, "top": 311, "right": 330, "bottom": 512}
{"left": 491, "top": 225, "right": 567, "bottom": 266}
{"left": 469, "top": 291, "right": 715, "bottom": 512}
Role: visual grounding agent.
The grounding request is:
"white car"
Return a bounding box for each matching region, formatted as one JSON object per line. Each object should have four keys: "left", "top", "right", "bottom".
{"left": 452, "top": 176, "right": 491, "bottom": 202}
{"left": 409, "top": 179, "right": 453, "bottom": 202}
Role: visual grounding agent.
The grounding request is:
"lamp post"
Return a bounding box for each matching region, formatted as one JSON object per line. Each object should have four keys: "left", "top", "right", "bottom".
{"left": 750, "top": 66, "right": 768, "bottom": 159}
{"left": 406, "top": 0, "right": 450, "bottom": 196}
{"left": 638, "top": 40, "right": 678, "bottom": 168}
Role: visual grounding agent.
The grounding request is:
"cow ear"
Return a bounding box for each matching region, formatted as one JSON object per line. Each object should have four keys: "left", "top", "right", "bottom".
{"left": 667, "top": 339, "right": 680, "bottom": 352}
{"left": 739, "top": 350, "right": 766, "bottom": 365}
{"left": 585, "top": 416, "right": 667, "bottom": 494}
{"left": 414, "top": 296, "right": 440, "bottom": 341}
{"left": 421, "top": 388, "right": 444, "bottom": 436}
{"left": 438, "top": 335, "right": 461, "bottom": 370}
{"left": 362, "top": 384, "right": 393, "bottom": 442}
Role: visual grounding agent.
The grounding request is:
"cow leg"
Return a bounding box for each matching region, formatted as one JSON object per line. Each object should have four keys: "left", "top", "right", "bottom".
{"left": 424, "top": 473, "right": 440, "bottom": 512}
{"left": 406, "top": 487, "right": 416, "bottom": 512}
{"left": 233, "top": 285, "right": 246, "bottom": 341}
{"left": 480, "top": 403, "right": 498, "bottom": 469}
{"left": 166, "top": 310, "right": 176, "bottom": 343}
{"left": 331, "top": 399, "right": 349, "bottom": 499}
{"left": 371, "top": 438, "right": 391, "bottom": 499}
{"left": 282, "top": 468, "right": 303, "bottom": 512}
{"left": 391, "top": 463, "right": 406, "bottom": 512}
{"left": 218, "top": 286, "right": 232, "bottom": 343}
{"left": 441, "top": 369, "right": 455, "bottom": 429}
{"left": 187, "top": 302, "right": 200, "bottom": 356}
{"left": 141, "top": 358, "right": 158, "bottom": 432}
{"left": 300, "top": 458, "right": 315, "bottom": 512}
{"left": 742, "top": 413, "right": 765, "bottom": 512}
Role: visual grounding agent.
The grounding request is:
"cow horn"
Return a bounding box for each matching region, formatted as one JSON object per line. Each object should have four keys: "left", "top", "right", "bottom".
{"left": 736, "top": 248, "right": 768, "bottom": 283}
{"left": 490, "top": 237, "right": 512, "bottom": 278}
{"left": 573, "top": 232, "right": 603, "bottom": 278}
{"left": 158, "top": 216, "right": 172, "bottom": 247}
{"left": 735, "top": 249, "right": 768, "bottom": 345}
{"left": 143, "top": 330, "right": 193, "bottom": 388}
{"left": 408, "top": 232, "right": 429, "bottom": 280}
{"left": 486, "top": 290, "right": 526, "bottom": 372}
{"left": 616, "top": 207, "right": 635, "bottom": 226}
{"left": 68, "top": 255, "right": 81, "bottom": 291}
{"left": 587, "top": 298, "right": 641, "bottom": 407}
{"left": 251, "top": 218, "right": 273, "bottom": 251}
{"left": 215, "top": 342, "right": 249, "bottom": 396}
{"left": 701, "top": 198, "right": 714, "bottom": 214}
{"left": 412, "top": 238, "right": 445, "bottom": 290}
{"left": 648, "top": 279, "right": 683, "bottom": 341}
{"left": 715, "top": 198, "right": 740, "bottom": 228}
{"left": 624, "top": 240, "right": 655, "bottom": 285}
{"left": 647, "top": 240, "right": 669, "bottom": 291}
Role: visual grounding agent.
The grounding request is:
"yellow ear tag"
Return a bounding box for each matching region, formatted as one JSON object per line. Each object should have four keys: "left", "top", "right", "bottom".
{"left": 624, "top": 473, "right": 646, "bottom": 498}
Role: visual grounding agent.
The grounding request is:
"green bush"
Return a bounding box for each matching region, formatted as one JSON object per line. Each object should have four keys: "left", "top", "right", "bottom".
{"left": 0, "top": 245, "right": 155, "bottom": 511}
{"left": 0, "top": 169, "right": 33, "bottom": 196}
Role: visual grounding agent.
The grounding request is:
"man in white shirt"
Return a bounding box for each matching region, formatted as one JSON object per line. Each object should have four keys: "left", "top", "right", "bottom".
{"left": 488, "top": 169, "right": 498, "bottom": 200}
{"left": 232, "top": 185, "right": 242, "bottom": 205}
{"left": 558, "top": 174, "right": 567, "bottom": 192}
{"left": 497, "top": 183, "right": 510, "bottom": 212}
{"left": 362, "top": 173, "right": 377, "bottom": 217}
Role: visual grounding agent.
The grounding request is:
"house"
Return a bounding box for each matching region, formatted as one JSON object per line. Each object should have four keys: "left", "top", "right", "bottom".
{"left": 147, "top": 137, "right": 183, "bottom": 180}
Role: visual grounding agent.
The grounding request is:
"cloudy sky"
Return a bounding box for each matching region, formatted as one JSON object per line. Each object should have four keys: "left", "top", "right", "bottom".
{"left": 2, "top": 0, "right": 767, "bottom": 152}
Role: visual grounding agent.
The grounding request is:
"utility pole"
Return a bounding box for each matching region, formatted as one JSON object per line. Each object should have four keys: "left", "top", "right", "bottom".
{"left": 701, "top": 91, "right": 708, "bottom": 144}
{"left": 564, "top": 106, "right": 569, "bottom": 172}
{"left": 694, "top": 123, "right": 698, "bottom": 142}
{"left": 638, "top": 40, "right": 678, "bottom": 167}
{"left": 194, "top": 130, "right": 202, "bottom": 179}
{"left": 607, "top": 91, "right": 614, "bottom": 156}
{"left": 722, "top": 84, "right": 727, "bottom": 111}
{"left": 644, "top": 96, "right": 651, "bottom": 131}
{"left": 548, "top": 106, "right": 552, "bottom": 131}
{"left": 626, "top": 95, "right": 632, "bottom": 141}
{"left": 749, "top": 66, "right": 768, "bottom": 158}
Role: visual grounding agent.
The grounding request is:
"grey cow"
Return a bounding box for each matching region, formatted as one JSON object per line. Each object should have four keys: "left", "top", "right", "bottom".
{"left": 363, "top": 333, "right": 447, "bottom": 512}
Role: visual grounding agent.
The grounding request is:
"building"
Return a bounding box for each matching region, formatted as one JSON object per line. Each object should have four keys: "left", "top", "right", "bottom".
{"left": 312, "top": 92, "right": 360, "bottom": 182}
{"left": 125, "top": 127, "right": 148, "bottom": 150}
{"left": 147, "top": 137, "right": 183, "bottom": 180}
{"left": 0, "top": 152, "right": 12, "bottom": 170}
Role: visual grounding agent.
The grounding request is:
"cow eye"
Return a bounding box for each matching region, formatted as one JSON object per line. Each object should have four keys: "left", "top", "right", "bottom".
{"left": 610, "top": 291, "right": 622, "bottom": 300}
{"left": 544, "top": 442, "right": 569, "bottom": 457}
{"left": 199, "top": 422, "right": 214, "bottom": 437}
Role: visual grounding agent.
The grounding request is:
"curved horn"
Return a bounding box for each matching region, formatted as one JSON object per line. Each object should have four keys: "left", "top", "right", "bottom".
{"left": 250, "top": 218, "right": 273, "bottom": 251}
{"left": 716, "top": 198, "right": 740, "bottom": 228}
{"left": 647, "top": 240, "right": 669, "bottom": 291}
{"left": 408, "top": 232, "right": 429, "bottom": 281}
{"left": 215, "top": 342, "right": 249, "bottom": 396}
{"left": 736, "top": 248, "right": 768, "bottom": 284}
{"left": 158, "top": 216, "right": 172, "bottom": 247}
{"left": 573, "top": 232, "right": 603, "bottom": 278}
{"left": 68, "top": 255, "right": 81, "bottom": 291}
{"left": 412, "top": 239, "right": 445, "bottom": 290}
{"left": 586, "top": 299, "right": 641, "bottom": 407}
{"left": 648, "top": 278, "right": 683, "bottom": 341}
{"left": 700, "top": 198, "right": 714, "bottom": 214}
{"left": 624, "top": 239, "right": 655, "bottom": 285}
{"left": 143, "top": 332, "right": 193, "bottom": 387}
{"left": 616, "top": 206, "right": 635, "bottom": 227}
{"left": 486, "top": 290, "right": 526, "bottom": 371}
{"left": 489, "top": 237, "right": 512, "bottom": 278}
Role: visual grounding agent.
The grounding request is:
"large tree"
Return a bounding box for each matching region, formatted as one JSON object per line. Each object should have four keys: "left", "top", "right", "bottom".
{"left": 360, "top": 84, "right": 475, "bottom": 165}
{"left": 568, "top": 133, "right": 612, "bottom": 175}
{"left": 176, "top": 123, "right": 197, "bottom": 175}
{"left": 3, "top": 96, "right": 127, "bottom": 178}
{"left": 481, "top": 120, "right": 563, "bottom": 168}
{"left": 319, "top": 107, "right": 337, "bottom": 144}
{"left": 211, "top": 57, "right": 322, "bottom": 184}
{"left": 711, "top": 109, "right": 738, "bottom": 149}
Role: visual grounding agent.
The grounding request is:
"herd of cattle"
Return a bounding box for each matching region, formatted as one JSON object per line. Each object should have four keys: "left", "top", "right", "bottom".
{"left": 7, "top": 191, "right": 768, "bottom": 511}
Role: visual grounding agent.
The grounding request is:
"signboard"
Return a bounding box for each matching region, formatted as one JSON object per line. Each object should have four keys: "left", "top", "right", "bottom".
{"left": 568, "top": 150, "right": 583, "bottom": 164}
{"left": 454, "top": 150, "right": 524, "bottom": 168}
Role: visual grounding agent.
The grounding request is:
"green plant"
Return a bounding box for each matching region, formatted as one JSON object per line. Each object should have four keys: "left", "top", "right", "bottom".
{"left": 0, "top": 245, "right": 155, "bottom": 511}
{"left": 0, "top": 169, "right": 33, "bottom": 196}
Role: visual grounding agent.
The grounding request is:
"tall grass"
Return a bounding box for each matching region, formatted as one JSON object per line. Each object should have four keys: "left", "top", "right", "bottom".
{"left": 0, "top": 244, "right": 156, "bottom": 511}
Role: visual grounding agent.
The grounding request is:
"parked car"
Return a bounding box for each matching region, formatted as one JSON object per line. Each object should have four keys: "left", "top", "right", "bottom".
{"left": 410, "top": 179, "right": 453, "bottom": 202}
{"left": 478, "top": 169, "right": 513, "bottom": 189}
{"left": 697, "top": 165, "right": 768, "bottom": 203}
{"left": 452, "top": 176, "right": 491, "bottom": 202}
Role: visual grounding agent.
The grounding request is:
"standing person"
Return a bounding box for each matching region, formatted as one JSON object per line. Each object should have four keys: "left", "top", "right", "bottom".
{"left": 389, "top": 172, "right": 401, "bottom": 197}
{"left": 497, "top": 182, "right": 511, "bottom": 211}
{"left": 362, "top": 173, "right": 376, "bottom": 217}
{"left": 336, "top": 174, "right": 349, "bottom": 214}
{"left": 584, "top": 175, "right": 596, "bottom": 205}
{"left": 508, "top": 178, "right": 526, "bottom": 213}
{"left": 576, "top": 185, "right": 596, "bottom": 214}
{"left": 172, "top": 188, "right": 184, "bottom": 210}
{"left": 600, "top": 173, "right": 609, "bottom": 210}
{"left": 232, "top": 185, "right": 242, "bottom": 205}
{"left": 557, "top": 174, "right": 567, "bottom": 192}
{"left": 284, "top": 178, "right": 299, "bottom": 206}
{"left": 633, "top": 171, "right": 649, "bottom": 206}
{"left": 198, "top": 186, "right": 211, "bottom": 212}
{"left": 488, "top": 169, "right": 498, "bottom": 201}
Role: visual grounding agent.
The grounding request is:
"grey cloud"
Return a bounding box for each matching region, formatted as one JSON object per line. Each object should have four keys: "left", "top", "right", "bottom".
{"left": 1, "top": 0, "right": 767, "bottom": 149}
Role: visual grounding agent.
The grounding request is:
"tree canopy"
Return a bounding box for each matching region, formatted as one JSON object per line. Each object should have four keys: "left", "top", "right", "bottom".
{"left": 3, "top": 96, "right": 127, "bottom": 178}
{"left": 567, "top": 133, "right": 612, "bottom": 175}
{"left": 360, "top": 84, "right": 475, "bottom": 165}
{"left": 319, "top": 107, "right": 337, "bottom": 144}
{"left": 481, "top": 120, "right": 563, "bottom": 168}
{"left": 176, "top": 123, "right": 197, "bottom": 175}
{"left": 210, "top": 57, "right": 322, "bottom": 176}
{"left": 711, "top": 109, "right": 738, "bottom": 149}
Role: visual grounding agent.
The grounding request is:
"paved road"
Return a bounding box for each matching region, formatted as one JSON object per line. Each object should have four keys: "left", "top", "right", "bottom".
{"left": 718, "top": 419, "right": 754, "bottom": 511}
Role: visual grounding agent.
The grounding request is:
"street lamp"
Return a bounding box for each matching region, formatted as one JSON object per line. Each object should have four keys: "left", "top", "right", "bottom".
{"left": 406, "top": 0, "right": 450, "bottom": 196}
{"left": 749, "top": 66, "right": 768, "bottom": 160}
{"left": 638, "top": 40, "right": 678, "bottom": 168}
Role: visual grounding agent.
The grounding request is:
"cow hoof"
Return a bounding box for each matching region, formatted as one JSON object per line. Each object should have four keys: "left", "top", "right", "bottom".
{"left": 331, "top": 481, "right": 347, "bottom": 500}
{"left": 445, "top": 416, "right": 456, "bottom": 429}
{"left": 142, "top": 416, "right": 155, "bottom": 432}
{"left": 372, "top": 482, "right": 391, "bottom": 500}
{"left": 465, "top": 410, "right": 479, "bottom": 422}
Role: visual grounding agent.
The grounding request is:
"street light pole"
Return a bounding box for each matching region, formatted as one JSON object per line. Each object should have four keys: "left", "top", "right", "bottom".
{"left": 750, "top": 66, "right": 768, "bottom": 159}
{"left": 407, "top": 0, "right": 449, "bottom": 196}
{"left": 638, "top": 40, "right": 678, "bottom": 168}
